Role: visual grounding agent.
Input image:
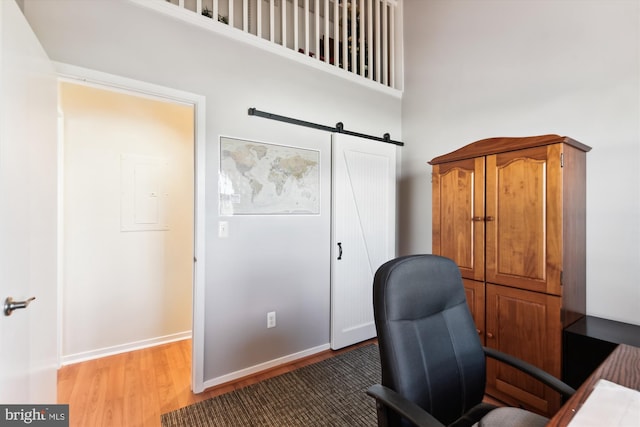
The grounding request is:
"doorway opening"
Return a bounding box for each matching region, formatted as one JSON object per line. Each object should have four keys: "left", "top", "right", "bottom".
{"left": 56, "top": 67, "right": 206, "bottom": 393}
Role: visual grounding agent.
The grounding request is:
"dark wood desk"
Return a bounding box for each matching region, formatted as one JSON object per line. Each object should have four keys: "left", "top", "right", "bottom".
{"left": 563, "top": 315, "right": 640, "bottom": 389}
{"left": 547, "top": 344, "right": 640, "bottom": 426}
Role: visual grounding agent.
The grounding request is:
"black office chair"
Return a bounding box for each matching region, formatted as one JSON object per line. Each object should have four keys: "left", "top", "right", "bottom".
{"left": 367, "top": 255, "right": 575, "bottom": 427}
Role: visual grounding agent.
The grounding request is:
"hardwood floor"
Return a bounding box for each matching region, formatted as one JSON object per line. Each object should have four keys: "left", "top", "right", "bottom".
{"left": 57, "top": 339, "right": 375, "bottom": 427}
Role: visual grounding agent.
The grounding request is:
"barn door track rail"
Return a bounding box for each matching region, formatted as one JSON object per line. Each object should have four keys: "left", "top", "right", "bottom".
{"left": 248, "top": 108, "right": 404, "bottom": 146}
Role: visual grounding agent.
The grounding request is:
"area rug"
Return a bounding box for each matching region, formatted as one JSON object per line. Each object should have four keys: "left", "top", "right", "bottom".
{"left": 161, "top": 344, "right": 380, "bottom": 426}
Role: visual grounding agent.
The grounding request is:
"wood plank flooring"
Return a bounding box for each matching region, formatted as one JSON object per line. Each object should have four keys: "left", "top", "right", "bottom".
{"left": 57, "top": 339, "right": 375, "bottom": 427}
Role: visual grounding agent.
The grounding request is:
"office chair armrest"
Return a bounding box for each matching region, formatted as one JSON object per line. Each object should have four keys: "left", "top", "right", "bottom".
{"left": 483, "top": 346, "right": 576, "bottom": 399}
{"left": 366, "top": 384, "right": 446, "bottom": 427}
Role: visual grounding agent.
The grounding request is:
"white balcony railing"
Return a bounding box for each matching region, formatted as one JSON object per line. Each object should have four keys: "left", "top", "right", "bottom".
{"left": 160, "top": 0, "right": 401, "bottom": 90}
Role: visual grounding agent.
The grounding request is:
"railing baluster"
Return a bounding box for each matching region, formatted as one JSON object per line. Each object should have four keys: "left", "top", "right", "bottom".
{"left": 359, "top": 0, "right": 365, "bottom": 76}
{"left": 213, "top": 0, "right": 219, "bottom": 24}
{"left": 294, "top": 0, "right": 299, "bottom": 52}
{"left": 304, "top": 0, "right": 310, "bottom": 57}
{"left": 374, "top": 0, "right": 380, "bottom": 83}
{"left": 179, "top": 0, "right": 185, "bottom": 8}
{"left": 350, "top": 0, "right": 356, "bottom": 73}
{"left": 367, "top": 0, "right": 372, "bottom": 80}
{"left": 315, "top": 0, "right": 320, "bottom": 61}
{"left": 324, "top": 0, "right": 330, "bottom": 64}
{"left": 243, "top": 0, "right": 248, "bottom": 31}
{"left": 389, "top": 1, "right": 394, "bottom": 88}
{"left": 270, "top": 0, "right": 275, "bottom": 42}
{"left": 382, "top": 0, "right": 388, "bottom": 86}
{"left": 342, "top": 0, "right": 347, "bottom": 70}
{"left": 282, "top": 0, "right": 287, "bottom": 47}
{"left": 257, "top": 0, "right": 262, "bottom": 37}
{"left": 228, "top": 0, "right": 233, "bottom": 28}
{"left": 196, "top": 0, "right": 202, "bottom": 15}
{"left": 334, "top": 0, "right": 339, "bottom": 68}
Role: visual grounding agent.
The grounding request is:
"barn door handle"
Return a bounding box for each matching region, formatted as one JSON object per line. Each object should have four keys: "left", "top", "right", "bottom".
{"left": 337, "top": 242, "right": 343, "bottom": 260}
{"left": 4, "top": 296, "right": 36, "bottom": 316}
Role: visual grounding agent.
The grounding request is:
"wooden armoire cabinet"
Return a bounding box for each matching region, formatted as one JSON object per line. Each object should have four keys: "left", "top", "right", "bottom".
{"left": 429, "top": 135, "right": 591, "bottom": 416}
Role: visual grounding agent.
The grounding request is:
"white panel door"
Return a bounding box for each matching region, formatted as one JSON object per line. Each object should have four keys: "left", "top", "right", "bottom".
{"left": 0, "top": 0, "right": 58, "bottom": 402}
{"left": 331, "top": 133, "right": 396, "bottom": 350}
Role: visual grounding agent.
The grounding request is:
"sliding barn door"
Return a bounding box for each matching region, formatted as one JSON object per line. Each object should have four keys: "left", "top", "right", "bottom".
{"left": 330, "top": 133, "right": 396, "bottom": 349}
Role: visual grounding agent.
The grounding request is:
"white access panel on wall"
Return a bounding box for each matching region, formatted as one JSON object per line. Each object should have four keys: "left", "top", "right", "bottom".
{"left": 121, "top": 154, "right": 169, "bottom": 231}
{"left": 330, "top": 133, "right": 397, "bottom": 350}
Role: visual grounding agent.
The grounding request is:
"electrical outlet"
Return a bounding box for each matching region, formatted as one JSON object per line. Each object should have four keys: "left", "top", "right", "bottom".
{"left": 267, "top": 311, "right": 276, "bottom": 328}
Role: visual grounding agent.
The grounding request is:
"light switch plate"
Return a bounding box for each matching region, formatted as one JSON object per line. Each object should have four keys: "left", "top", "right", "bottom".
{"left": 218, "top": 221, "right": 229, "bottom": 238}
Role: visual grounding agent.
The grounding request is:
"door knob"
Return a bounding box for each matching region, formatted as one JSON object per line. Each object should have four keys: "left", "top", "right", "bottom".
{"left": 4, "top": 297, "right": 36, "bottom": 316}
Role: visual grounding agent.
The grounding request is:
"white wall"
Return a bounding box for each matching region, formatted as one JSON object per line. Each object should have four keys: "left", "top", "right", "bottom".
{"left": 401, "top": 0, "right": 640, "bottom": 325}
{"left": 59, "top": 82, "right": 194, "bottom": 362}
{"left": 23, "top": 0, "right": 401, "bottom": 384}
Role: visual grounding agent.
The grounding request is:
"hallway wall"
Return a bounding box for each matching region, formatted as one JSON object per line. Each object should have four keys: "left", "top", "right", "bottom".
{"left": 60, "top": 82, "right": 194, "bottom": 362}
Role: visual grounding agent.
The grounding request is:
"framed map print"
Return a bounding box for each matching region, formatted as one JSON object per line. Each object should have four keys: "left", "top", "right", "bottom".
{"left": 219, "top": 137, "right": 320, "bottom": 215}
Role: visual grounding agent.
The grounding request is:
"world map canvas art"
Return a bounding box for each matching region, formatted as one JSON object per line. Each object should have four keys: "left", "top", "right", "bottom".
{"left": 219, "top": 137, "right": 320, "bottom": 215}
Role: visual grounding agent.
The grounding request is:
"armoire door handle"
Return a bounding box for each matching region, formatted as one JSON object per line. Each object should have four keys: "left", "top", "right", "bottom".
{"left": 337, "top": 242, "right": 342, "bottom": 260}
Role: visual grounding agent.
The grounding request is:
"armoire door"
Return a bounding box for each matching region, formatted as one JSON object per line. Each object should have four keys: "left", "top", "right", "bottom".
{"left": 485, "top": 144, "right": 563, "bottom": 295}
{"left": 485, "top": 283, "right": 563, "bottom": 415}
{"left": 330, "top": 133, "right": 396, "bottom": 350}
{"left": 463, "top": 279, "right": 485, "bottom": 343}
{"left": 432, "top": 157, "right": 485, "bottom": 282}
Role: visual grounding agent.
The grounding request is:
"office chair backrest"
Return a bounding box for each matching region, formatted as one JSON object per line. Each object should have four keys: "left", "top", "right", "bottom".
{"left": 373, "top": 255, "right": 487, "bottom": 426}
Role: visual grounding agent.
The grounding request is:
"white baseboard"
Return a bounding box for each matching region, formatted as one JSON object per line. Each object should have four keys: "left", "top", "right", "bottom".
{"left": 202, "top": 343, "right": 331, "bottom": 391}
{"left": 60, "top": 331, "right": 192, "bottom": 366}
